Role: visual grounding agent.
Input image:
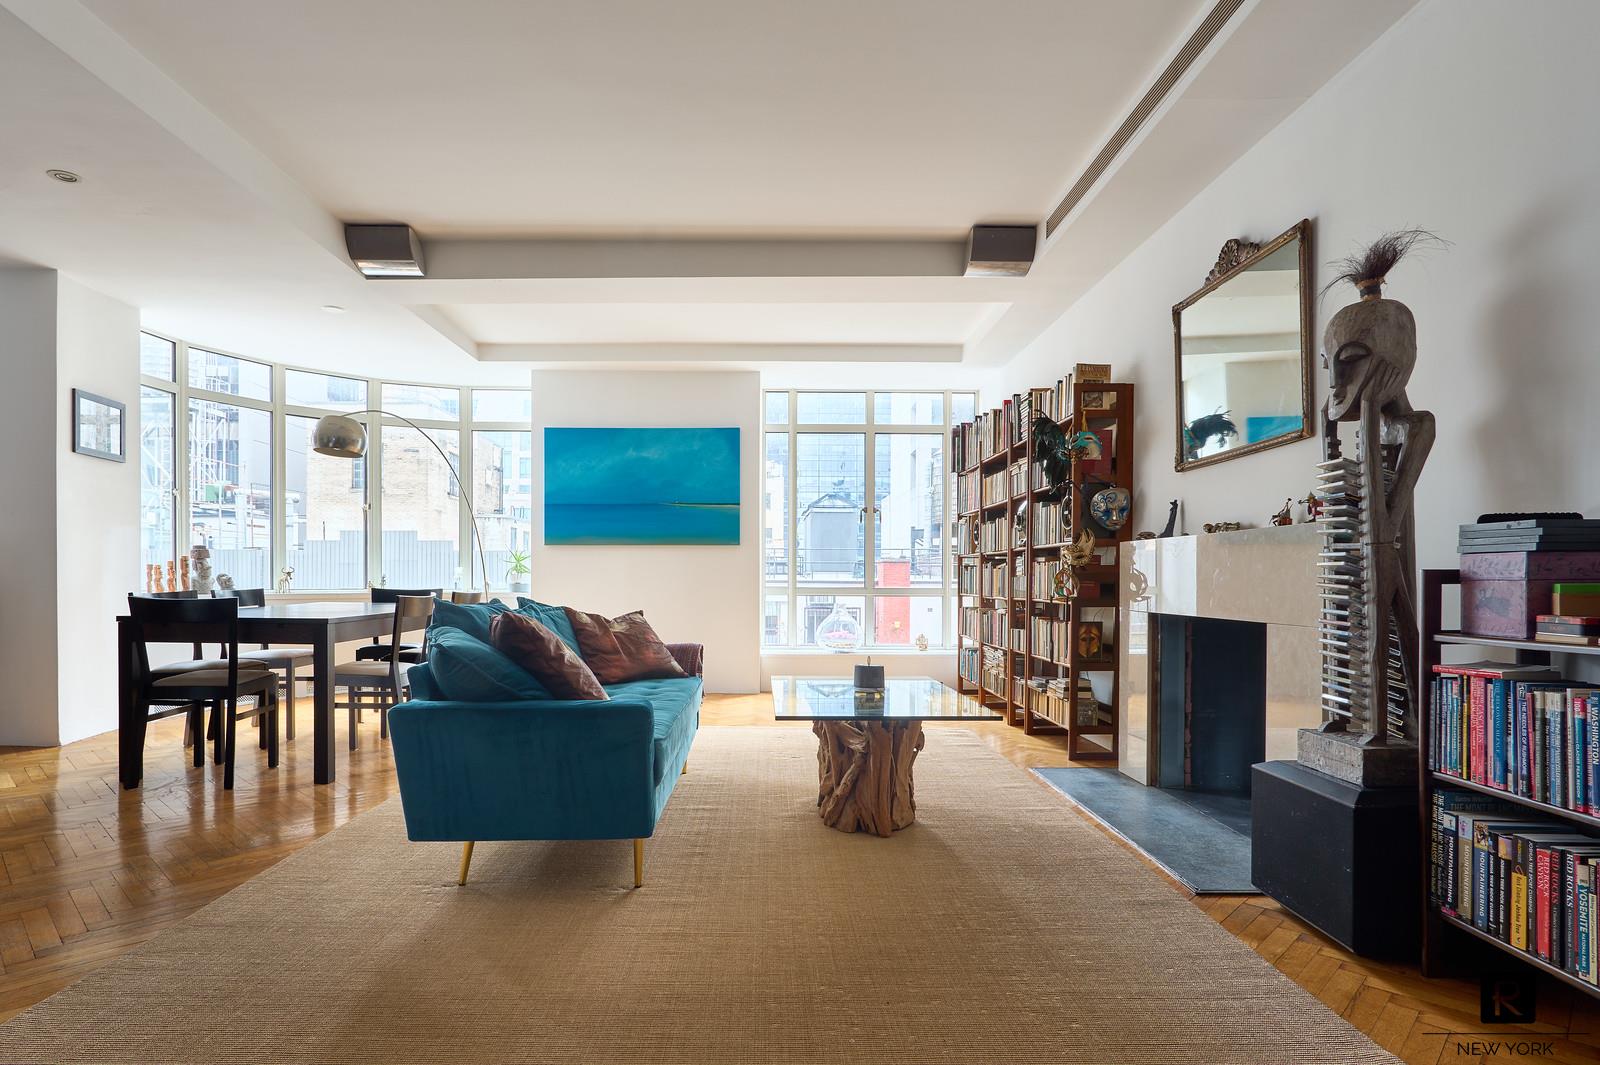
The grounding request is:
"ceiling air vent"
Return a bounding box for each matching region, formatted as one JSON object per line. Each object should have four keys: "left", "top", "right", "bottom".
{"left": 1045, "top": 0, "right": 1246, "bottom": 237}
{"left": 345, "top": 224, "right": 426, "bottom": 278}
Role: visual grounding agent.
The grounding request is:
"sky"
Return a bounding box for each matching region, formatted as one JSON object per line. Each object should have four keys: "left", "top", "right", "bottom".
{"left": 544, "top": 427, "right": 740, "bottom": 506}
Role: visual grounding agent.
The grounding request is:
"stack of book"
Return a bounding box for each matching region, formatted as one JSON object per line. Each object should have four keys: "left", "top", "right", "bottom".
{"left": 1459, "top": 518, "right": 1600, "bottom": 555}
{"left": 980, "top": 561, "right": 1006, "bottom": 597}
{"left": 957, "top": 561, "right": 979, "bottom": 595}
{"left": 1536, "top": 614, "right": 1600, "bottom": 647}
{"left": 1430, "top": 787, "right": 1600, "bottom": 982}
{"left": 1030, "top": 498, "right": 1065, "bottom": 547}
{"left": 1428, "top": 661, "right": 1598, "bottom": 812}
{"left": 1028, "top": 616, "right": 1070, "bottom": 663}
{"left": 981, "top": 469, "right": 1008, "bottom": 507}
{"left": 958, "top": 644, "right": 981, "bottom": 688}
{"left": 956, "top": 470, "right": 980, "bottom": 513}
{"left": 958, "top": 604, "right": 980, "bottom": 641}
{"left": 1031, "top": 557, "right": 1063, "bottom": 602}
{"left": 980, "top": 647, "right": 1007, "bottom": 695}
{"left": 978, "top": 517, "right": 1008, "bottom": 553}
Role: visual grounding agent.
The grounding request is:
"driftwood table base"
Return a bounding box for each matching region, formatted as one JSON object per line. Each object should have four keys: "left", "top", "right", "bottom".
{"left": 813, "top": 719, "right": 924, "bottom": 836}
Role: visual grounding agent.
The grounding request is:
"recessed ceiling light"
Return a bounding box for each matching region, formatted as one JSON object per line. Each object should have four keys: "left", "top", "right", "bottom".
{"left": 46, "top": 169, "right": 80, "bottom": 184}
{"left": 321, "top": 304, "right": 346, "bottom": 314}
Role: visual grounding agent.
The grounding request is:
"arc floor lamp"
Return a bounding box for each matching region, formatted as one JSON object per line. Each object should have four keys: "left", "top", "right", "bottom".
{"left": 311, "top": 411, "right": 491, "bottom": 597}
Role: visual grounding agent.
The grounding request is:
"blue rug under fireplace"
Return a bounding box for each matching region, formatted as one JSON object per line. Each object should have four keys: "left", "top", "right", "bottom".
{"left": 1032, "top": 767, "right": 1257, "bottom": 894}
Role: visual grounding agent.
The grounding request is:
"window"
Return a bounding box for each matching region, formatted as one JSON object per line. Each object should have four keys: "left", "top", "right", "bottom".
{"left": 285, "top": 414, "right": 367, "bottom": 588}
{"left": 285, "top": 369, "right": 367, "bottom": 410}
{"left": 188, "top": 399, "right": 272, "bottom": 590}
{"left": 140, "top": 333, "right": 175, "bottom": 380}
{"left": 471, "top": 389, "right": 532, "bottom": 423}
{"left": 472, "top": 430, "right": 532, "bottom": 587}
{"left": 138, "top": 332, "right": 532, "bottom": 592}
{"left": 188, "top": 348, "right": 271, "bottom": 401}
{"left": 139, "top": 386, "right": 176, "bottom": 570}
{"left": 379, "top": 425, "right": 461, "bottom": 589}
{"left": 762, "top": 390, "right": 975, "bottom": 650}
{"left": 382, "top": 383, "right": 459, "bottom": 421}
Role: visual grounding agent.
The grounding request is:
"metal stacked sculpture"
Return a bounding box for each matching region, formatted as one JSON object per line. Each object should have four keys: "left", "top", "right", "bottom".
{"left": 1313, "top": 231, "right": 1438, "bottom": 755}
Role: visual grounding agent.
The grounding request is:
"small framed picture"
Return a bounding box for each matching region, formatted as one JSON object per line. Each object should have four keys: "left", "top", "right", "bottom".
{"left": 72, "top": 389, "right": 126, "bottom": 462}
{"left": 1077, "top": 621, "right": 1104, "bottom": 659}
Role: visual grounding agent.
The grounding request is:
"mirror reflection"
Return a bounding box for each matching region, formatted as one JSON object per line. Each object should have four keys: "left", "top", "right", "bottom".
{"left": 1174, "top": 222, "right": 1311, "bottom": 470}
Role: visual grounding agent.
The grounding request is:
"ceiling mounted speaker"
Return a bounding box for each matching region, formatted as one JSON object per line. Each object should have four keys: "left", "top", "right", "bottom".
{"left": 965, "top": 225, "right": 1037, "bottom": 277}
{"left": 344, "top": 224, "right": 426, "bottom": 278}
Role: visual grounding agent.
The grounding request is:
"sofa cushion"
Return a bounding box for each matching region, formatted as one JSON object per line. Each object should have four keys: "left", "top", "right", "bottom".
{"left": 489, "top": 611, "right": 608, "bottom": 701}
{"left": 514, "top": 597, "right": 581, "bottom": 654}
{"left": 426, "top": 626, "right": 552, "bottom": 702}
{"left": 428, "top": 597, "right": 509, "bottom": 645}
{"left": 565, "top": 608, "right": 688, "bottom": 684}
{"left": 607, "top": 677, "right": 701, "bottom": 784}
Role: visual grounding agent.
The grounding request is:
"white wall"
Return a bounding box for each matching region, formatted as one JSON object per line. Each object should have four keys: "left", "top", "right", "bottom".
{"left": 990, "top": 0, "right": 1600, "bottom": 570}
{"left": 0, "top": 269, "right": 138, "bottom": 745}
{"left": 0, "top": 268, "right": 63, "bottom": 745}
{"left": 55, "top": 276, "right": 140, "bottom": 743}
{"left": 529, "top": 370, "right": 761, "bottom": 693}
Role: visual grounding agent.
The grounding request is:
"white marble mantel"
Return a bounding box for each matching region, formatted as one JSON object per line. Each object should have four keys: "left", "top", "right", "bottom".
{"left": 1117, "top": 525, "right": 1322, "bottom": 784}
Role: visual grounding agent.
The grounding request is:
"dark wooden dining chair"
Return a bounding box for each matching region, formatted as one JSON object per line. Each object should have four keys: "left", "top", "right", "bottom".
{"left": 354, "top": 587, "right": 441, "bottom": 663}
{"left": 216, "top": 588, "right": 313, "bottom": 741}
{"left": 336, "top": 594, "right": 435, "bottom": 750}
{"left": 449, "top": 590, "right": 486, "bottom": 604}
{"left": 126, "top": 594, "right": 282, "bottom": 790}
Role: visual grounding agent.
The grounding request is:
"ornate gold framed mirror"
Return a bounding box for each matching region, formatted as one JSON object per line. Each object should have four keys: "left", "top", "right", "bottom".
{"left": 1172, "top": 218, "right": 1313, "bottom": 472}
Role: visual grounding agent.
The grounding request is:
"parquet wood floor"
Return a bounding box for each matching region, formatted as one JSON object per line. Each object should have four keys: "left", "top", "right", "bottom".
{"left": 0, "top": 692, "right": 1594, "bottom": 1063}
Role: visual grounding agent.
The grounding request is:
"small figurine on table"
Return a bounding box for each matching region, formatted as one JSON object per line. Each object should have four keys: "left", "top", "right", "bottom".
{"left": 1301, "top": 492, "right": 1323, "bottom": 523}
{"left": 277, "top": 567, "right": 295, "bottom": 594}
{"left": 1270, "top": 498, "right": 1294, "bottom": 526}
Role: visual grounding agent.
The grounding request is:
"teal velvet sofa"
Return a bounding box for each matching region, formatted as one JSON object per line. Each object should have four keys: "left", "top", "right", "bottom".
{"left": 387, "top": 642, "right": 702, "bottom": 888}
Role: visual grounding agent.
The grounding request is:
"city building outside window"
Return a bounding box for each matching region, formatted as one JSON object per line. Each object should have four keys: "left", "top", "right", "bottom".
{"left": 137, "top": 331, "right": 532, "bottom": 593}
{"left": 762, "top": 390, "right": 975, "bottom": 651}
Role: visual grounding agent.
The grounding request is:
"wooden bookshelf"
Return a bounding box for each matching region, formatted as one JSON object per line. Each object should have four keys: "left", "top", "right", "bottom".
{"left": 1418, "top": 567, "right": 1600, "bottom": 1000}
{"left": 953, "top": 380, "right": 1133, "bottom": 760}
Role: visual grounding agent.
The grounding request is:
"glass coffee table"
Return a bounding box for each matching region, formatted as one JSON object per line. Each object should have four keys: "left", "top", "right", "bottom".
{"left": 772, "top": 676, "right": 1002, "bottom": 836}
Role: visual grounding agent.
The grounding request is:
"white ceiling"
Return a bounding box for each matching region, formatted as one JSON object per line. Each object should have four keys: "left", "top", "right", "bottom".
{"left": 442, "top": 301, "right": 1008, "bottom": 346}
{"left": 0, "top": 0, "right": 1419, "bottom": 379}
{"left": 79, "top": 0, "right": 1199, "bottom": 238}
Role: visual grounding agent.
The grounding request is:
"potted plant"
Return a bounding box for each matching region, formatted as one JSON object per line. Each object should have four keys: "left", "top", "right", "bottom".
{"left": 504, "top": 547, "right": 531, "bottom": 593}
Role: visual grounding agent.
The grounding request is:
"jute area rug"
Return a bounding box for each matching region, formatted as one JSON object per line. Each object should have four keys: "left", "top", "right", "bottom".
{"left": 0, "top": 727, "right": 1396, "bottom": 1064}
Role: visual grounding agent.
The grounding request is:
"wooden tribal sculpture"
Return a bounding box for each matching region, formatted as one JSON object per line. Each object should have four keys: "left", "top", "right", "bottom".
{"left": 1311, "top": 232, "right": 1438, "bottom": 768}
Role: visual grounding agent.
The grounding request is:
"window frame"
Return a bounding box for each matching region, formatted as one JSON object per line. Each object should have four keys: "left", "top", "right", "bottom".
{"left": 762, "top": 389, "right": 972, "bottom": 652}
{"left": 138, "top": 329, "right": 531, "bottom": 593}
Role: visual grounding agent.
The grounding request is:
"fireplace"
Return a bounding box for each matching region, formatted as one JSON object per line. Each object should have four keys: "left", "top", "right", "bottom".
{"left": 1152, "top": 615, "right": 1266, "bottom": 795}
{"left": 1118, "top": 526, "right": 1322, "bottom": 790}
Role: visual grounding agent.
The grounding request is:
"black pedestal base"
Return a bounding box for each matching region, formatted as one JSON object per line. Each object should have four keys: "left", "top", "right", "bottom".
{"left": 1251, "top": 759, "right": 1419, "bottom": 961}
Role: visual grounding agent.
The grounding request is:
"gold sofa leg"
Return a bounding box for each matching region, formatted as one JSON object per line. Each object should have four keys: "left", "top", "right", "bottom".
{"left": 681, "top": 759, "right": 687, "bottom": 776}
{"left": 458, "top": 841, "right": 475, "bottom": 886}
{"left": 633, "top": 838, "right": 644, "bottom": 888}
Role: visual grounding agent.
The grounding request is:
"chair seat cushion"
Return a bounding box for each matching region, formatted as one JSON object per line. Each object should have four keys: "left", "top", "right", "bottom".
{"left": 354, "top": 642, "right": 422, "bottom": 662}
{"left": 427, "top": 598, "right": 509, "bottom": 646}
{"left": 606, "top": 677, "right": 701, "bottom": 785}
{"left": 424, "top": 627, "right": 551, "bottom": 702}
{"left": 334, "top": 660, "right": 414, "bottom": 681}
{"left": 152, "top": 667, "right": 275, "bottom": 689}
{"left": 488, "top": 612, "right": 607, "bottom": 700}
{"left": 151, "top": 658, "right": 230, "bottom": 675}
{"left": 238, "top": 647, "right": 313, "bottom": 666}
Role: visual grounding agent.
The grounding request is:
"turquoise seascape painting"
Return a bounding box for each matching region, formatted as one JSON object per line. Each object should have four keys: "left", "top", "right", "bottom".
{"left": 544, "top": 427, "right": 740, "bottom": 545}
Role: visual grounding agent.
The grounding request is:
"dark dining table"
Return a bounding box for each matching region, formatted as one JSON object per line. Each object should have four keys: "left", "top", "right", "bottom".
{"left": 117, "top": 600, "right": 430, "bottom": 788}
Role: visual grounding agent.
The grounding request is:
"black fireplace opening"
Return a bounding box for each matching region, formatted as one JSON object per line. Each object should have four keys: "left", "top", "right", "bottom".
{"left": 1154, "top": 614, "right": 1267, "bottom": 797}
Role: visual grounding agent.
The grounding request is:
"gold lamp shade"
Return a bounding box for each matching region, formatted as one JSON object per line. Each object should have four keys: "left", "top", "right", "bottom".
{"left": 311, "top": 414, "right": 368, "bottom": 459}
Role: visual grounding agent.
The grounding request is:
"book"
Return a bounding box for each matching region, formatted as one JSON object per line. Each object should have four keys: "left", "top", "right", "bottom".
{"left": 1535, "top": 632, "right": 1600, "bottom": 647}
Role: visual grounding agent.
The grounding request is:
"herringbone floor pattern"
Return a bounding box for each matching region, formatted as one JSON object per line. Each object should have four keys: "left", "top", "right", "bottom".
{"left": 0, "top": 693, "right": 1594, "bottom": 1063}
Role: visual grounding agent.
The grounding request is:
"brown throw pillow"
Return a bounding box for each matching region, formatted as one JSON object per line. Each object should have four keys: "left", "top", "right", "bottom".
{"left": 488, "top": 612, "right": 608, "bottom": 701}
{"left": 562, "top": 608, "right": 688, "bottom": 685}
